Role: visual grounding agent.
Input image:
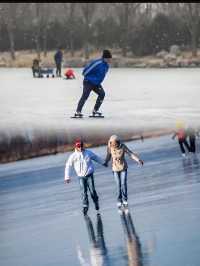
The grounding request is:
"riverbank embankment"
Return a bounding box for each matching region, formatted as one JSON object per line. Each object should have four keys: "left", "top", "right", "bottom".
{"left": 0, "top": 128, "right": 173, "bottom": 164}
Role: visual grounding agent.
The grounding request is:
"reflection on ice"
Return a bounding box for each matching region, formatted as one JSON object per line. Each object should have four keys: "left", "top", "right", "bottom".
{"left": 182, "top": 154, "right": 200, "bottom": 176}
{"left": 119, "top": 210, "right": 143, "bottom": 266}
{"left": 77, "top": 214, "right": 110, "bottom": 266}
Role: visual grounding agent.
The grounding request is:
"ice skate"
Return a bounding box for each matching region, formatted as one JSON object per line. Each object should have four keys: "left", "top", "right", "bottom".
{"left": 71, "top": 111, "right": 83, "bottom": 119}
{"left": 89, "top": 110, "right": 104, "bottom": 118}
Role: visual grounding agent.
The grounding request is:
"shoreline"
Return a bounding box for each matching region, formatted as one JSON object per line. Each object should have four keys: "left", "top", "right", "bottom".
{"left": 0, "top": 128, "right": 173, "bottom": 164}
{"left": 0, "top": 50, "right": 200, "bottom": 69}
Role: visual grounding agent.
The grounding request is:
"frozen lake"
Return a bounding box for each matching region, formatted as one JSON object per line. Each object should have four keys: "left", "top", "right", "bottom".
{"left": 0, "top": 68, "right": 200, "bottom": 134}
{"left": 1, "top": 135, "right": 200, "bottom": 266}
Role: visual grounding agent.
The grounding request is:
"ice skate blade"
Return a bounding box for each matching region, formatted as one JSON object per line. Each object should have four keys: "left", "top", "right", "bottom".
{"left": 70, "top": 116, "right": 84, "bottom": 119}
{"left": 89, "top": 115, "right": 104, "bottom": 118}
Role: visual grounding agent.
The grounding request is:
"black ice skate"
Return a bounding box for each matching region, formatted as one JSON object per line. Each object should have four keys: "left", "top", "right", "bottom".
{"left": 89, "top": 110, "right": 104, "bottom": 118}
{"left": 71, "top": 112, "right": 83, "bottom": 119}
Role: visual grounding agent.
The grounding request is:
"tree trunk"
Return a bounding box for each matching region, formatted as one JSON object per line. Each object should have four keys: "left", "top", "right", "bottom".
{"left": 7, "top": 25, "right": 16, "bottom": 60}
{"left": 70, "top": 38, "right": 74, "bottom": 57}
{"left": 2, "top": 4, "right": 16, "bottom": 60}
{"left": 191, "top": 27, "right": 197, "bottom": 57}
{"left": 84, "top": 22, "right": 90, "bottom": 59}
{"left": 69, "top": 4, "right": 76, "bottom": 58}
{"left": 121, "top": 4, "right": 129, "bottom": 57}
{"left": 35, "top": 3, "right": 41, "bottom": 60}
{"left": 43, "top": 30, "right": 47, "bottom": 57}
{"left": 68, "top": 28, "right": 74, "bottom": 57}
{"left": 36, "top": 37, "right": 41, "bottom": 60}
{"left": 122, "top": 45, "right": 127, "bottom": 57}
{"left": 85, "top": 43, "right": 89, "bottom": 59}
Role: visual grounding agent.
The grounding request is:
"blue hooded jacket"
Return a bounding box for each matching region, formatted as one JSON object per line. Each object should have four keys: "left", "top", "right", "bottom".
{"left": 54, "top": 50, "right": 63, "bottom": 64}
{"left": 82, "top": 58, "right": 109, "bottom": 86}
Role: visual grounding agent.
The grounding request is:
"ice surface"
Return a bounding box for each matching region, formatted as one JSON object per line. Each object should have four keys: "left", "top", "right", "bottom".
{"left": 0, "top": 135, "right": 200, "bottom": 266}
{"left": 0, "top": 68, "right": 200, "bottom": 136}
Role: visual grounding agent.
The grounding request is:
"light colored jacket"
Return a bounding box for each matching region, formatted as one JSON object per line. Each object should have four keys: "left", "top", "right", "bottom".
{"left": 105, "top": 137, "right": 140, "bottom": 172}
{"left": 64, "top": 149, "right": 104, "bottom": 180}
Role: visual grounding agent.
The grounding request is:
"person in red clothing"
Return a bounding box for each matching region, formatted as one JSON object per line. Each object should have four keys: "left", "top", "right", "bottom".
{"left": 64, "top": 68, "right": 75, "bottom": 79}
{"left": 172, "top": 123, "right": 191, "bottom": 156}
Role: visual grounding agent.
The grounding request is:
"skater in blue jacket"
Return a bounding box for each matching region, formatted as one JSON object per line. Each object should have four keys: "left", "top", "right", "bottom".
{"left": 74, "top": 50, "right": 112, "bottom": 117}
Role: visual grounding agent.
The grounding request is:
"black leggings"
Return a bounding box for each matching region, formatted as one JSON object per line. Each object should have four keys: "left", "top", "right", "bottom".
{"left": 178, "top": 139, "right": 190, "bottom": 154}
{"left": 56, "top": 63, "right": 61, "bottom": 76}
{"left": 76, "top": 81, "right": 105, "bottom": 112}
{"left": 189, "top": 137, "right": 196, "bottom": 153}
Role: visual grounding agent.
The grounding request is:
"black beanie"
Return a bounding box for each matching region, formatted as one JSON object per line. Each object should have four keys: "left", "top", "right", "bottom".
{"left": 102, "top": 49, "right": 112, "bottom": 59}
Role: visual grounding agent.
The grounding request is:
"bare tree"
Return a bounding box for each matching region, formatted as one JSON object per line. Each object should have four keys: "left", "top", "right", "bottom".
{"left": 142, "top": 3, "right": 153, "bottom": 19}
{"left": 41, "top": 3, "right": 50, "bottom": 57}
{"left": 32, "top": 3, "right": 43, "bottom": 59}
{"left": 156, "top": 3, "right": 200, "bottom": 57}
{"left": 114, "top": 3, "right": 141, "bottom": 56}
{"left": 63, "top": 3, "right": 77, "bottom": 57}
{"left": 182, "top": 3, "right": 200, "bottom": 57}
{"left": 0, "top": 3, "right": 19, "bottom": 60}
{"left": 80, "top": 3, "right": 98, "bottom": 59}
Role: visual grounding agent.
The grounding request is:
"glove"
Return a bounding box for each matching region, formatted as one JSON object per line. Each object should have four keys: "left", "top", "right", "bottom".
{"left": 64, "top": 178, "right": 71, "bottom": 184}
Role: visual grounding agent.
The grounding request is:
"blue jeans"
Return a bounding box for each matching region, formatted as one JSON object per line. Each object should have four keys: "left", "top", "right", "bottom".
{"left": 113, "top": 170, "right": 128, "bottom": 203}
{"left": 79, "top": 174, "right": 99, "bottom": 210}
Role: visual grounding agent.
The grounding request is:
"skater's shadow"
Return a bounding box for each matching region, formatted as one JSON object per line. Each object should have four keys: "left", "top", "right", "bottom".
{"left": 119, "top": 210, "right": 144, "bottom": 266}
{"left": 83, "top": 213, "right": 110, "bottom": 266}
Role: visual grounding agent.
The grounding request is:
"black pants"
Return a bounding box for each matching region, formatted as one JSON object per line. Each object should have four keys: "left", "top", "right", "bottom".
{"left": 56, "top": 63, "right": 61, "bottom": 77}
{"left": 32, "top": 67, "right": 41, "bottom": 77}
{"left": 179, "top": 139, "right": 190, "bottom": 154}
{"left": 76, "top": 81, "right": 105, "bottom": 112}
{"left": 189, "top": 136, "right": 196, "bottom": 153}
{"left": 79, "top": 174, "right": 99, "bottom": 210}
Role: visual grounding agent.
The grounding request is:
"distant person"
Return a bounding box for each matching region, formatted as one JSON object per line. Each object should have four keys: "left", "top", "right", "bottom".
{"left": 64, "top": 68, "right": 75, "bottom": 79}
{"left": 172, "top": 125, "right": 191, "bottom": 156}
{"left": 197, "top": 128, "right": 200, "bottom": 138}
{"left": 187, "top": 127, "right": 197, "bottom": 153}
{"left": 64, "top": 139, "right": 106, "bottom": 215}
{"left": 32, "top": 58, "right": 41, "bottom": 77}
{"left": 103, "top": 135, "right": 144, "bottom": 209}
{"left": 54, "top": 47, "right": 63, "bottom": 77}
{"left": 74, "top": 49, "right": 112, "bottom": 117}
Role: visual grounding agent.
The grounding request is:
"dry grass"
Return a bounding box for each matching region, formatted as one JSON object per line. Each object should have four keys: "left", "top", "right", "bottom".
{"left": 0, "top": 49, "right": 200, "bottom": 68}
{"left": 0, "top": 49, "right": 105, "bottom": 68}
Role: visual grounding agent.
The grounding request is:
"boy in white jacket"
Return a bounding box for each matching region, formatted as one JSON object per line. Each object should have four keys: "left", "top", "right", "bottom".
{"left": 64, "top": 139, "right": 105, "bottom": 215}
